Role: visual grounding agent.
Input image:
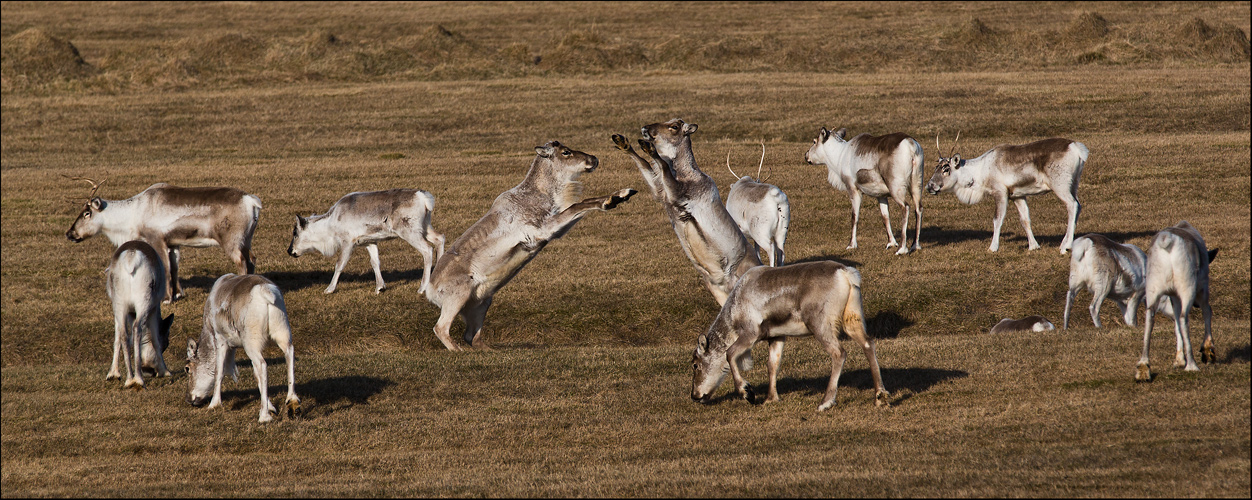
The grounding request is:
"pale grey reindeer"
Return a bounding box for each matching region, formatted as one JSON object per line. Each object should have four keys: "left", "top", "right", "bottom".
{"left": 288, "top": 188, "right": 446, "bottom": 295}
{"left": 804, "top": 127, "right": 924, "bottom": 255}
{"left": 725, "top": 143, "right": 790, "bottom": 267}
{"left": 65, "top": 176, "right": 262, "bottom": 303}
{"left": 611, "top": 118, "right": 761, "bottom": 306}
{"left": 1063, "top": 234, "right": 1147, "bottom": 330}
{"left": 1136, "top": 221, "right": 1219, "bottom": 381}
{"left": 690, "top": 261, "right": 889, "bottom": 411}
{"left": 104, "top": 239, "right": 174, "bottom": 388}
{"left": 186, "top": 273, "right": 300, "bottom": 423}
{"left": 424, "top": 141, "right": 636, "bottom": 351}
{"left": 925, "top": 134, "right": 1088, "bottom": 253}
{"left": 989, "top": 316, "right": 1055, "bottom": 334}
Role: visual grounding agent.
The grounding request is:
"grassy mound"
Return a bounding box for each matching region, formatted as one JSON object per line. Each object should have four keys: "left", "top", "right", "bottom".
{"left": 0, "top": 28, "right": 93, "bottom": 82}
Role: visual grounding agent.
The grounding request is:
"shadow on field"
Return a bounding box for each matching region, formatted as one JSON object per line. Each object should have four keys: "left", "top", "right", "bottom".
{"left": 223, "top": 375, "right": 395, "bottom": 417}
{"left": 867, "top": 311, "right": 912, "bottom": 340}
{"left": 789, "top": 255, "right": 862, "bottom": 268}
{"left": 1225, "top": 343, "right": 1250, "bottom": 363}
{"left": 263, "top": 268, "right": 428, "bottom": 294}
{"left": 922, "top": 225, "right": 1161, "bottom": 249}
{"left": 921, "top": 226, "right": 993, "bottom": 248}
{"left": 770, "top": 367, "right": 967, "bottom": 405}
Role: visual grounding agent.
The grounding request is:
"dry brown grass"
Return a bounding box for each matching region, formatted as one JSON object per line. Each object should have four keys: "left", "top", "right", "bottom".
{"left": 2, "top": 1, "right": 1249, "bottom": 497}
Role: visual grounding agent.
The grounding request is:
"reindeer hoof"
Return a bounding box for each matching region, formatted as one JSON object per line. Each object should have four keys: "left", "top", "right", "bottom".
{"left": 1135, "top": 363, "right": 1152, "bottom": 382}
{"left": 637, "top": 139, "right": 656, "bottom": 156}
{"left": 286, "top": 399, "right": 302, "bottom": 420}
{"left": 604, "top": 189, "right": 637, "bottom": 210}
{"left": 375, "top": 286, "right": 386, "bottom": 294}
{"left": 741, "top": 387, "right": 757, "bottom": 405}
{"left": 875, "top": 390, "right": 891, "bottom": 407}
{"left": 1201, "top": 346, "right": 1216, "bottom": 364}
{"left": 611, "top": 134, "right": 631, "bottom": 151}
{"left": 105, "top": 372, "right": 121, "bottom": 381}
{"left": 894, "top": 246, "right": 910, "bottom": 256}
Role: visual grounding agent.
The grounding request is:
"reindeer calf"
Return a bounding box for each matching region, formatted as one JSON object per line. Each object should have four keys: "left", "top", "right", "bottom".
{"left": 1136, "top": 221, "right": 1219, "bottom": 381}
{"left": 288, "top": 188, "right": 445, "bottom": 294}
{"left": 1063, "top": 234, "right": 1147, "bottom": 330}
{"left": 691, "top": 261, "right": 889, "bottom": 411}
{"left": 104, "top": 240, "right": 173, "bottom": 388}
{"left": 186, "top": 273, "right": 299, "bottom": 423}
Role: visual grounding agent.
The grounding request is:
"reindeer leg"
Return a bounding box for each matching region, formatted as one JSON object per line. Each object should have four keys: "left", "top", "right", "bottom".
{"left": 1063, "top": 286, "right": 1077, "bottom": 330}
{"left": 726, "top": 332, "right": 758, "bottom": 404}
{"left": 326, "top": 245, "right": 355, "bottom": 294}
{"left": 989, "top": 192, "right": 1007, "bottom": 252}
{"left": 107, "top": 310, "right": 125, "bottom": 380}
{"left": 168, "top": 247, "right": 183, "bottom": 302}
{"left": 1199, "top": 292, "right": 1214, "bottom": 364}
{"left": 846, "top": 189, "right": 862, "bottom": 250}
{"left": 365, "top": 244, "right": 386, "bottom": 294}
{"left": 1013, "top": 198, "right": 1040, "bottom": 251}
{"left": 812, "top": 325, "right": 848, "bottom": 412}
{"left": 1056, "top": 184, "right": 1081, "bottom": 254}
{"left": 432, "top": 287, "right": 469, "bottom": 351}
{"left": 877, "top": 196, "right": 898, "bottom": 250}
{"left": 1089, "top": 282, "right": 1110, "bottom": 329}
{"left": 462, "top": 297, "right": 493, "bottom": 351}
{"left": 612, "top": 134, "right": 664, "bottom": 201}
{"left": 397, "top": 227, "right": 437, "bottom": 295}
{"left": 1137, "top": 292, "right": 1160, "bottom": 381}
{"left": 765, "top": 339, "right": 784, "bottom": 403}
{"left": 894, "top": 194, "right": 911, "bottom": 255}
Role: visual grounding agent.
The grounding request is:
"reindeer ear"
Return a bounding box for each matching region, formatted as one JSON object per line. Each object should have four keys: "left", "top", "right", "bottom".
{"left": 296, "top": 215, "right": 308, "bottom": 229}
{"left": 90, "top": 197, "right": 105, "bottom": 211}
{"left": 696, "top": 334, "right": 708, "bottom": 355}
{"left": 186, "top": 340, "right": 197, "bottom": 359}
{"left": 819, "top": 127, "right": 830, "bottom": 142}
{"left": 952, "top": 153, "right": 962, "bottom": 166}
{"left": 1208, "top": 248, "right": 1219, "bottom": 264}
{"left": 535, "top": 145, "right": 554, "bottom": 158}
{"left": 834, "top": 128, "right": 847, "bottom": 140}
{"left": 682, "top": 122, "right": 698, "bottom": 136}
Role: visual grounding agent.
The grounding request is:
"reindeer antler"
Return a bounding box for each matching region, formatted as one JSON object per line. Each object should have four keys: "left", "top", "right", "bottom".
{"left": 62, "top": 174, "right": 107, "bottom": 200}
{"left": 950, "top": 130, "right": 961, "bottom": 158}
{"left": 935, "top": 132, "right": 942, "bottom": 158}
{"left": 726, "top": 151, "right": 740, "bottom": 179}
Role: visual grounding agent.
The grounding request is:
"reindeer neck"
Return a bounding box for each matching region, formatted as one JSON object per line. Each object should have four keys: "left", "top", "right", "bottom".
{"left": 98, "top": 197, "right": 142, "bottom": 246}
{"left": 517, "top": 159, "right": 577, "bottom": 210}
{"left": 669, "top": 136, "right": 704, "bottom": 181}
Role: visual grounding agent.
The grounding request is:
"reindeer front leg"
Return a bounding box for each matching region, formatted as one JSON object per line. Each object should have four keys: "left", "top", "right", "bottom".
{"left": 637, "top": 140, "right": 684, "bottom": 205}
{"left": 536, "top": 189, "right": 638, "bottom": 240}
{"left": 612, "top": 134, "right": 664, "bottom": 201}
{"left": 989, "top": 191, "right": 1008, "bottom": 252}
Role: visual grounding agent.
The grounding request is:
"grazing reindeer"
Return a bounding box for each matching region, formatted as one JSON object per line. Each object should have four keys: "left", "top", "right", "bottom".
{"left": 803, "top": 127, "right": 924, "bottom": 255}
{"left": 104, "top": 240, "right": 174, "bottom": 388}
{"left": 989, "top": 316, "right": 1055, "bottom": 334}
{"left": 725, "top": 144, "right": 791, "bottom": 267}
{"left": 1063, "top": 234, "right": 1147, "bottom": 330}
{"left": 65, "top": 177, "right": 262, "bottom": 303}
{"left": 425, "top": 141, "right": 636, "bottom": 351}
{"left": 288, "top": 188, "right": 446, "bottom": 295}
{"left": 1136, "top": 221, "right": 1219, "bottom": 381}
{"left": 925, "top": 133, "right": 1088, "bottom": 253}
{"left": 611, "top": 118, "right": 761, "bottom": 305}
{"left": 690, "top": 261, "right": 889, "bottom": 411}
{"left": 185, "top": 273, "right": 300, "bottom": 423}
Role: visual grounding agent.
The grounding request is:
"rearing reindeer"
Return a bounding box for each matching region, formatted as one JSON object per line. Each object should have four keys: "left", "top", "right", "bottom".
{"left": 424, "top": 141, "right": 636, "bottom": 350}
{"left": 611, "top": 118, "right": 761, "bottom": 306}
{"left": 925, "top": 133, "right": 1088, "bottom": 253}
{"left": 65, "top": 176, "right": 262, "bottom": 303}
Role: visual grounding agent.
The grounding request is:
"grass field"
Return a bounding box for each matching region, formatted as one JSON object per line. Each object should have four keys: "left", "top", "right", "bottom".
{"left": 2, "top": 1, "right": 1249, "bottom": 497}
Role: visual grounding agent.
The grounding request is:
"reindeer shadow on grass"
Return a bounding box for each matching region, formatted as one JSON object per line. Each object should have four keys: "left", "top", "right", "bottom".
{"left": 788, "top": 254, "right": 863, "bottom": 268}
{"left": 221, "top": 373, "right": 395, "bottom": 418}
{"left": 703, "top": 366, "right": 967, "bottom": 407}
{"left": 262, "top": 268, "right": 428, "bottom": 294}
{"left": 922, "top": 225, "right": 1160, "bottom": 250}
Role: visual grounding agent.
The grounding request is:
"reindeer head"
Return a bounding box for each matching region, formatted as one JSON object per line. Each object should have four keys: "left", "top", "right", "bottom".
{"left": 287, "top": 214, "right": 335, "bottom": 258}
{"left": 534, "top": 140, "right": 598, "bottom": 182}
{"left": 925, "top": 131, "right": 963, "bottom": 195}
{"left": 804, "top": 127, "right": 847, "bottom": 166}
{"left": 64, "top": 176, "right": 107, "bottom": 242}
{"left": 641, "top": 118, "right": 697, "bottom": 160}
{"left": 690, "top": 333, "right": 728, "bottom": 403}
{"left": 184, "top": 337, "right": 216, "bottom": 407}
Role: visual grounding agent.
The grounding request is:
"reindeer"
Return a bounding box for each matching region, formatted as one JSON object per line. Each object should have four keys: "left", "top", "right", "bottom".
{"left": 65, "top": 177, "right": 262, "bottom": 303}
{"left": 690, "top": 261, "right": 889, "bottom": 411}
{"left": 925, "top": 133, "right": 1088, "bottom": 253}
{"left": 424, "top": 141, "right": 636, "bottom": 351}
{"left": 1136, "top": 221, "right": 1219, "bottom": 381}
{"left": 288, "top": 188, "right": 445, "bottom": 295}
{"left": 1063, "top": 234, "right": 1147, "bottom": 330}
{"left": 989, "top": 316, "right": 1055, "bottom": 334}
{"left": 104, "top": 239, "right": 174, "bottom": 388}
{"left": 185, "top": 273, "right": 300, "bottom": 423}
{"left": 803, "top": 127, "right": 924, "bottom": 255}
{"left": 611, "top": 118, "right": 761, "bottom": 305}
{"left": 725, "top": 143, "right": 790, "bottom": 267}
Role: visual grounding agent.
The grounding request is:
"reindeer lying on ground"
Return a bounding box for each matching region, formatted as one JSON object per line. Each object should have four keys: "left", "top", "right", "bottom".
{"left": 65, "top": 177, "right": 262, "bottom": 303}
{"left": 804, "top": 127, "right": 923, "bottom": 254}
{"left": 989, "top": 316, "right": 1054, "bottom": 334}
{"left": 425, "top": 141, "right": 636, "bottom": 351}
{"left": 185, "top": 273, "right": 300, "bottom": 423}
{"left": 925, "top": 134, "right": 1088, "bottom": 253}
{"left": 1136, "top": 221, "right": 1219, "bottom": 381}
{"left": 612, "top": 118, "right": 760, "bottom": 305}
{"left": 105, "top": 240, "right": 174, "bottom": 388}
{"left": 725, "top": 144, "right": 790, "bottom": 267}
{"left": 690, "top": 261, "right": 889, "bottom": 411}
{"left": 1063, "top": 234, "right": 1147, "bottom": 330}
{"left": 288, "top": 188, "right": 445, "bottom": 295}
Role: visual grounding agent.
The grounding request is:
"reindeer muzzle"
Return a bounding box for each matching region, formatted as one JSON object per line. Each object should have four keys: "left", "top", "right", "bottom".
{"left": 66, "top": 231, "right": 84, "bottom": 242}
{"left": 287, "top": 244, "right": 299, "bottom": 258}
{"left": 187, "top": 393, "right": 209, "bottom": 407}
{"left": 584, "top": 156, "right": 599, "bottom": 173}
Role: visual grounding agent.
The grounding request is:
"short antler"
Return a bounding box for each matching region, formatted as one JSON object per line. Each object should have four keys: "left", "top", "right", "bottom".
{"left": 726, "top": 151, "right": 740, "bottom": 179}
{"left": 950, "top": 130, "right": 961, "bottom": 158}
{"left": 935, "top": 133, "right": 942, "bottom": 158}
